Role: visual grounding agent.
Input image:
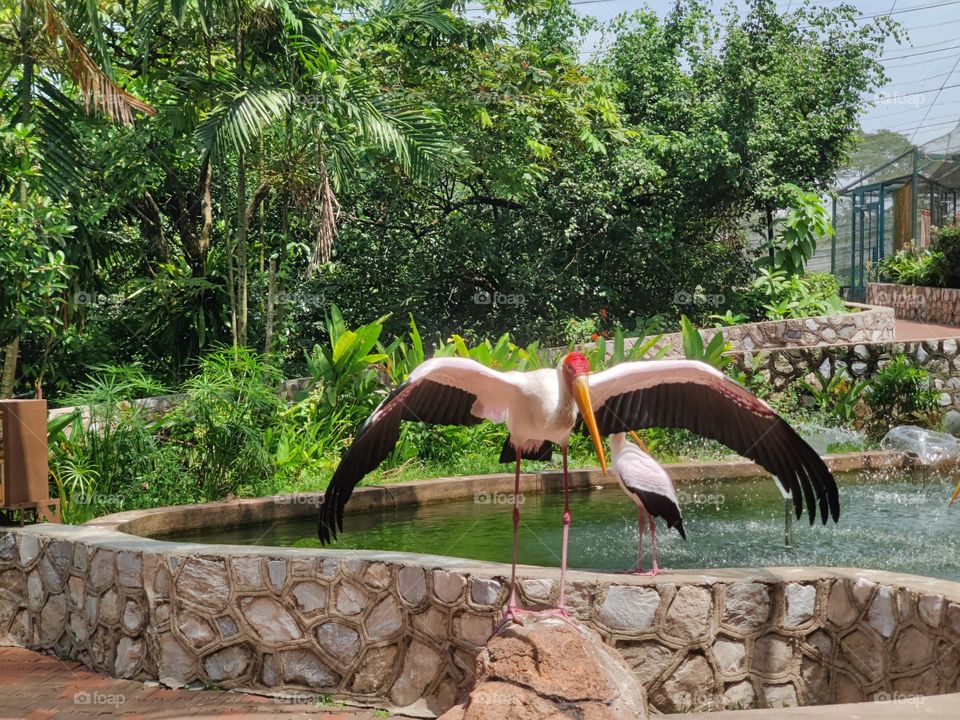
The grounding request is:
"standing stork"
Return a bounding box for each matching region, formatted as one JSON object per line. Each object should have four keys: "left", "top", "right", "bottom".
{"left": 609, "top": 432, "right": 685, "bottom": 577}
{"left": 318, "top": 351, "right": 608, "bottom": 619}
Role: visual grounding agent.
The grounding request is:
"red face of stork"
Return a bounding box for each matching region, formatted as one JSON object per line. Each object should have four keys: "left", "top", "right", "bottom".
{"left": 562, "top": 352, "right": 607, "bottom": 474}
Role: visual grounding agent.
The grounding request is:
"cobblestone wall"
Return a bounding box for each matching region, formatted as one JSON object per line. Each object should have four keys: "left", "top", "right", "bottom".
{"left": 2, "top": 526, "right": 959, "bottom": 715}
{"left": 732, "top": 338, "right": 960, "bottom": 412}
{"left": 867, "top": 282, "right": 960, "bottom": 326}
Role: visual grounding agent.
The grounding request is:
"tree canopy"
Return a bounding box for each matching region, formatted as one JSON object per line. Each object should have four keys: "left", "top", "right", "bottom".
{"left": 0, "top": 0, "right": 894, "bottom": 396}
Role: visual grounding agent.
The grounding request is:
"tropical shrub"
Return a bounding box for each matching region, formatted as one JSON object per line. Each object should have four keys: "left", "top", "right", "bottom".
{"left": 758, "top": 185, "right": 834, "bottom": 277}
{"left": 933, "top": 223, "right": 960, "bottom": 288}
{"left": 745, "top": 269, "right": 848, "bottom": 320}
{"left": 863, "top": 357, "right": 941, "bottom": 435}
{"left": 796, "top": 370, "right": 870, "bottom": 425}
{"left": 680, "top": 315, "right": 732, "bottom": 371}
{"left": 876, "top": 246, "right": 946, "bottom": 287}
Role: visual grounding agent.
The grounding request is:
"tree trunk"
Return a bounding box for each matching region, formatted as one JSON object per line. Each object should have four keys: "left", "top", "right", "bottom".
{"left": 1, "top": 337, "right": 21, "bottom": 399}
{"left": 264, "top": 256, "right": 276, "bottom": 354}
{"left": 225, "top": 225, "right": 238, "bottom": 347}
{"left": 7, "top": 1, "right": 31, "bottom": 397}
{"left": 236, "top": 151, "right": 249, "bottom": 346}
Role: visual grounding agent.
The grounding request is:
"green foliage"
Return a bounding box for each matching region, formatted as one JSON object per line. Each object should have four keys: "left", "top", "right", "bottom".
{"left": 164, "top": 347, "right": 286, "bottom": 500}
{"left": 680, "top": 315, "right": 732, "bottom": 371}
{"left": 0, "top": 124, "right": 74, "bottom": 349}
{"left": 306, "top": 305, "right": 389, "bottom": 414}
{"left": 876, "top": 246, "right": 946, "bottom": 287}
{"left": 933, "top": 223, "right": 960, "bottom": 289}
{"left": 796, "top": 370, "right": 869, "bottom": 425}
{"left": 0, "top": 0, "right": 895, "bottom": 395}
{"left": 863, "top": 357, "right": 941, "bottom": 435}
{"left": 435, "top": 333, "right": 542, "bottom": 372}
{"left": 710, "top": 310, "right": 749, "bottom": 328}
{"left": 49, "top": 365, "right": 184, "bottom": 522}
{"left": 758, "top": 185, "right": 834, "bottom": 277}
{"left": 580, "top": 328, "right": 669, "bottom": 372}
{"left": 747, "top": 269, "right": 848, "bottom": 320}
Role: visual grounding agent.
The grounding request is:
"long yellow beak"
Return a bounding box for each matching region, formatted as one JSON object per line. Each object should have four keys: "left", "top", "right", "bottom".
{"left": 572, "top": 375, "right": 606, "bottom": 475}
{"left": 628, "top": 430, "right": 650, "bottom": 454}
{"left": 950, "top": 480, "right": 960, "bottom": 507}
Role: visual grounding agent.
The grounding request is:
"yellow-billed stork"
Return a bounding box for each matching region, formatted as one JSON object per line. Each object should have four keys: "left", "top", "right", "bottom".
{"left": 318, "top": 353, "right": 839, "bottom": 617}
{"left": 609, "top": 431, "right": 685, "bottom": 577}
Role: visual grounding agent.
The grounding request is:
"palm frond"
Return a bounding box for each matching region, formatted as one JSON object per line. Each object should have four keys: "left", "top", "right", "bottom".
{"left": 195, "top": 86, "right": 293, "bottom": 158}
{"left": 374, "top": 0, "right": 460, "bottom": 36}
{"left": 23, "top": 76, "right": 87, "bottom": 198}
{"left": 26, "top": 0, "right": 155, "bottom": 125}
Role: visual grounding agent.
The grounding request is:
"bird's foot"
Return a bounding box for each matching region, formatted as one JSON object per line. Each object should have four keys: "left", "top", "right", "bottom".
{"left": 620, "top": 562, "right": 648, "bottom": 574}
{"left": 495, "top": 605, "right": 536, "bottom": 633}
{"left": 634, "top": 564, "right": 664, "bottom": 577}
{"left": 536, "top": 606, "right": 579, "bottom": 628}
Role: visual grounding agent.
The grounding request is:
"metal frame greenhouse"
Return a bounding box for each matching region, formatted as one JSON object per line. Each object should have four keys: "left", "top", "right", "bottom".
{"left": 831, "top": 123, "right": 960, "bottom": 300}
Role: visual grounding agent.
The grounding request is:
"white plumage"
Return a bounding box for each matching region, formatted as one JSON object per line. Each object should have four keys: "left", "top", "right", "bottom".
{"left": 609, "top": 432, "right": 685, "bottom": 576}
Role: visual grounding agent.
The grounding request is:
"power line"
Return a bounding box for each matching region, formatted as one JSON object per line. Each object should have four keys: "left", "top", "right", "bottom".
{"left": 864, "top": 96, "right": 960, "bottom": 119}
{"left": 911, "top": 54, "right": 960, "bottom": 141}
{"left": 882, "top": 42, "right": 960, "bottom": 62}
{"left": 868, "top": 117, "right": 958, "bottom": 135}
{"left": 863, "top": 81, "right": 960, "bottom": 103}
{"left": 851, "top": 0, "right": 960, "bottom": 20}
{"left": 887, "top": 112, "right": 960, "bottom": 132}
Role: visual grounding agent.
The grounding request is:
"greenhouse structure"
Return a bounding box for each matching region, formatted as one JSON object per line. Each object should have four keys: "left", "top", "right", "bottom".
{"left": 831, "top": 123, "right": 960, "bottom": 300}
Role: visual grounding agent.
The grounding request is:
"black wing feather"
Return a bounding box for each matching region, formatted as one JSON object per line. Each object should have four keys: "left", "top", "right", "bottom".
{"left": 318, "top": 378, "right": 482, "bottom": 543}
{"left": 593, "top": 380, "right": 839, "bottom": 525}
{"left": 499, "top": 436, "right": 554, "bottom": 463}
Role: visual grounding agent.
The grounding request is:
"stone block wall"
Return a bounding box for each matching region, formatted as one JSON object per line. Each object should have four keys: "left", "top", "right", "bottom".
{"left": 867, "top": 282, "right": 960, "bottom": 326}
{"left": 2, "top": 526, "right": 959, "bottom": 715}
{"left": 731, "top": 338, "right": 960, "bottom": 412}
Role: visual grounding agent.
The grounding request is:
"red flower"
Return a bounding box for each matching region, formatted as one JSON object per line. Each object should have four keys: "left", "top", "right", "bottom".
{"left": 600, "top": 308, "right": 608, "bottom": 319}
{"left": 591, "top": 332, "right": 600, "bottom": 341}
{"left": 601, "top": 331, "right": 609, "bottom": 338}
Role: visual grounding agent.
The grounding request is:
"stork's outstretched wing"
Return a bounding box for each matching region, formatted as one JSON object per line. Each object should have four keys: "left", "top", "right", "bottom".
{"left": 590, "top": 360, "right": 839, "bottom": 524}
{"left": 318, "top": 358, "right": 523, "bottom": 543}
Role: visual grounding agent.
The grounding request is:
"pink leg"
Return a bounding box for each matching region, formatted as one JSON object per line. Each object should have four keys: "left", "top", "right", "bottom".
{"left": 634, "top": 516, "right": 662, "bottom": 577}
{"left": 649, "top": 516, "right": 660, "bottom": 576}
{"left": 505, "top": 447, "right": 522, "bottom": 618}
{"left": 630, "top": 506, "right": 647, "bottom": 573}
{"left": 555, "top": 445, "right": 572, "bottom": 614}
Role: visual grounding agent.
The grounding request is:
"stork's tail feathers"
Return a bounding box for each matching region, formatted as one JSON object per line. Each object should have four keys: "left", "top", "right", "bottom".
{"left": 672, "top": 518, "right": 687, "bottom": 541}
{"left": 499, "top": 436, "right": 554, "bottom": 463}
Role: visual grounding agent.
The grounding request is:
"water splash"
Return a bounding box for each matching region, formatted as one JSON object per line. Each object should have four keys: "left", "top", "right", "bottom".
{"left": 881, "top": 425, "right": 959, "bottom": 465}
{"left": 796, "top": 422, "right": 866, "bottom": 455}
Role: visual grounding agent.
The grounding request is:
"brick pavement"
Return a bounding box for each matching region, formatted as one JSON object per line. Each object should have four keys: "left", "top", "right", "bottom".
{"left": 0, "top": 647, "right": 393, "bottom": 720}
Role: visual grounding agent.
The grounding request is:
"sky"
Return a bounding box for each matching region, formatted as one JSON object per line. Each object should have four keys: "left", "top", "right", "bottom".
{"left": 465, "top": 0, "right": 960, "bottom": 147}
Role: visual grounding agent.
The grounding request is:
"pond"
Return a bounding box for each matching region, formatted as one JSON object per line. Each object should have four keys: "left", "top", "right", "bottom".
{"left": 168, "top": 470, "right": 960, "bottom": 581}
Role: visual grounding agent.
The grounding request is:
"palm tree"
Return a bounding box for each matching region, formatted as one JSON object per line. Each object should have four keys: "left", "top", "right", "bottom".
{"left": 0, "top": 0, "right": 154, "bottom": 397}
{"left": 135, "top": 0, "right": 455, "bottom": 349}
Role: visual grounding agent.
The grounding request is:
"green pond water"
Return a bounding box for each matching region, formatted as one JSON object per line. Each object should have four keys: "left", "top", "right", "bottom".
{"left": 169, "top": 470, "right": 960, "bottom": 582}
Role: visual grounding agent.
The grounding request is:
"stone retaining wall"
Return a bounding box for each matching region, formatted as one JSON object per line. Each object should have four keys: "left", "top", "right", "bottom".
{"left": 642, "top": 303, "right": 895, "bottom": 359}
{"left": 732, "top": 338, "right": 960, "bottom": 412}
{"left": 2, "top": 523, "right": 959, "bottom": 715}
{"left": 867, "top": 283, "right": 960, "bottom": 326}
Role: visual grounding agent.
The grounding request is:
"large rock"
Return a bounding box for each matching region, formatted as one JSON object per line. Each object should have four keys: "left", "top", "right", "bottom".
{"left": 439, "top": 615, "right": 648, "bottom": 720}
